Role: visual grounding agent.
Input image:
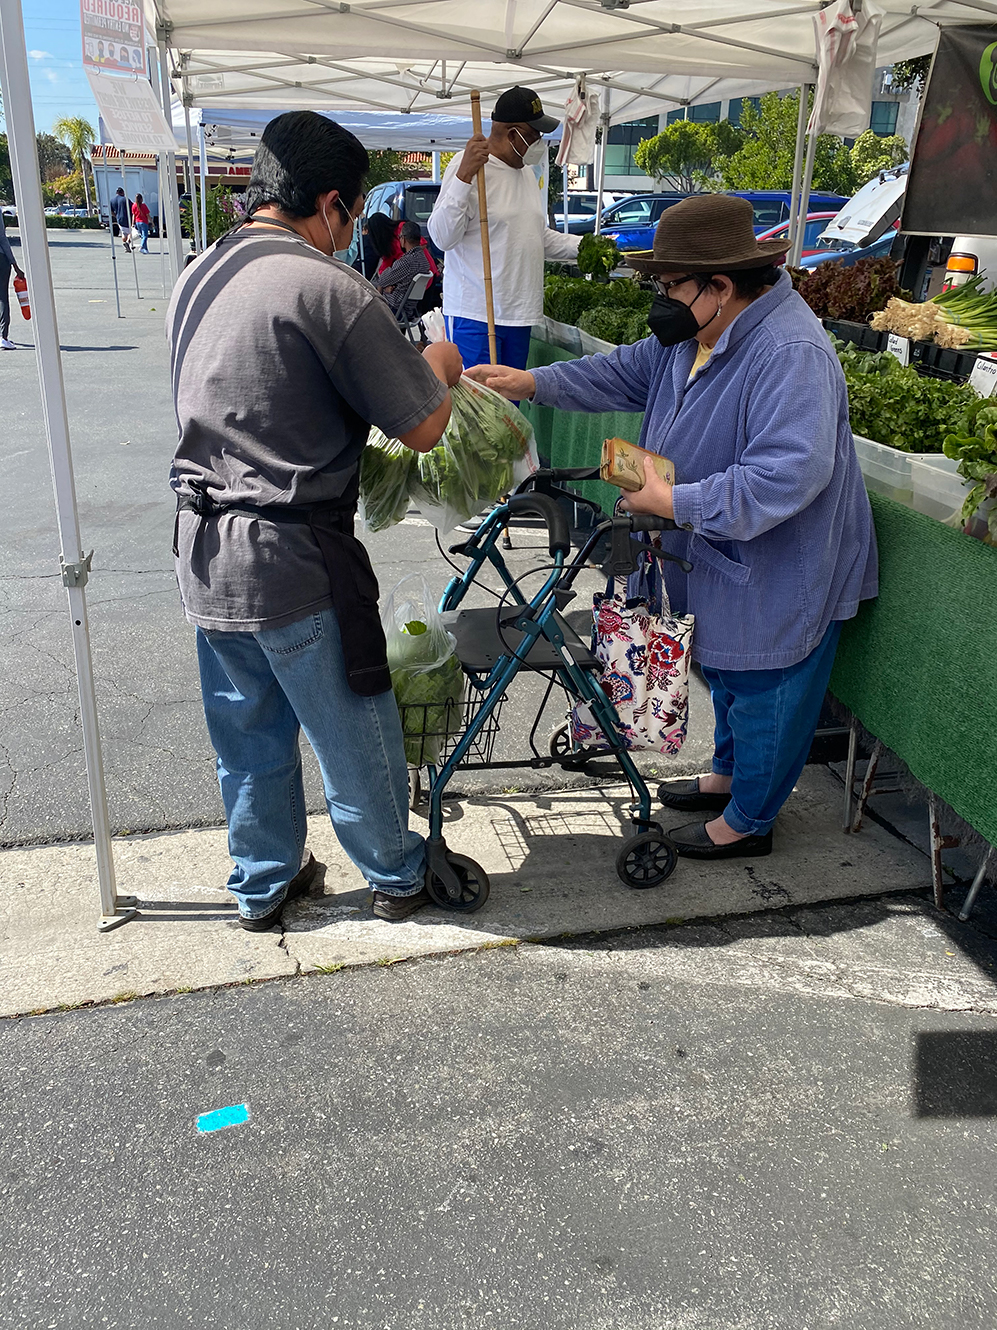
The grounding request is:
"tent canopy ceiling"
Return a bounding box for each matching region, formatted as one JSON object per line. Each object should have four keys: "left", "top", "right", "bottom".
{"left": 190, "top": 107, "right": 518, "bottom": 152}
{"left": 147, "top": 0, "right": 969, "bottom": 109}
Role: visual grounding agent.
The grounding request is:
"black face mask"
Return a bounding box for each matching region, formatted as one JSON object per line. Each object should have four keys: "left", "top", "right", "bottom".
{"left": 647, "top": 280, "right": 720, "bottom": 348}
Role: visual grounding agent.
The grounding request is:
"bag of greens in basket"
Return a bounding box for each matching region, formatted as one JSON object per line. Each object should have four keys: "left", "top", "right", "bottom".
{"left": 382, "top": 575, "right": 464, "bottom": 767}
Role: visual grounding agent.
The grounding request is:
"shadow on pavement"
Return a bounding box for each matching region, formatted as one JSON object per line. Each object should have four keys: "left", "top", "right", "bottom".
{"left": 914, "top": 1030, "right": 997, "bottom": 1116}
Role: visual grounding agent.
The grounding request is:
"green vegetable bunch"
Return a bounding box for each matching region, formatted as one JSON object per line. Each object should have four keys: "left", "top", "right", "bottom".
{"left": 577, "top": 233, "right": 621, "bottom": 279}
{"left": 360, "top": 379, "right": 535, "bottom": 532}
{"left": 943, "top": 401, "right": 997, "bottom": 541}
{"left": 544, "top": 274, "right": 652, "bottom": 343}
{"left": 386, "top": 618, "right": 465, "bottom": 766}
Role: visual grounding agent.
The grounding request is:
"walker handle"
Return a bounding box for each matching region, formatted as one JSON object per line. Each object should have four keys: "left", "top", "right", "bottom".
{"left": 505, "top": 494, "right": 570, "bottom": 557}
{"left": 628, "top": 514, "right": 679, "bottom": 532}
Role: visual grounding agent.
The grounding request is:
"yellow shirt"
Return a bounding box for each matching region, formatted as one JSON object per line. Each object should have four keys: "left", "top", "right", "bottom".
{"left": 689, "top": 342, "right": 713, "bottom": 381}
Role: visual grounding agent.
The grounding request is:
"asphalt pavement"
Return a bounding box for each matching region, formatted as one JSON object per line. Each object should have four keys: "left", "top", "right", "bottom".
{"left": 0, "top": 230, "right": 713, "bottom": 847}
{"left": 3, "top": 906, "right": 997, "bottom": 1330}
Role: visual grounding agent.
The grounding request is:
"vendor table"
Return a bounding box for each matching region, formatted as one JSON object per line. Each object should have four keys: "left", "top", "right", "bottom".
{"left": 522, "top": 336, "right": 997, "bottom": 891}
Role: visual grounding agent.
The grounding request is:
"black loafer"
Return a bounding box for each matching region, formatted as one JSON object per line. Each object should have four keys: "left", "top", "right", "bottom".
{"left": 238, "top": 852, "right": 320, "bottom": 932}
{"left": 658, "top": 777, "right": 732, "bottom": 813}
{"left": 667, "top": 821, "right": 773, "bottom": 860}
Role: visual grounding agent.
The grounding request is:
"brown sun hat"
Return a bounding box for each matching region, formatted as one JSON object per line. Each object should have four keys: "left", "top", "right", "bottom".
{"left": 628, "top": 194, "right": 791, "bottom": 274}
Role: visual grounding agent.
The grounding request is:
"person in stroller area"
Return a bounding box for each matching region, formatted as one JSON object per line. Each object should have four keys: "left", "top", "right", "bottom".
{"left": 465, "top": 193, "right": 878, "bottom": 862}
{"left": 168, "top": 111, "right": 463, "bottom": 928}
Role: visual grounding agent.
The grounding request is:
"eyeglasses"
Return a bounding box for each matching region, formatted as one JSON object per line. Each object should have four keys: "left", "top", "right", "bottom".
{"left": 653, "top": 274, "right": 700, "bottom": 297}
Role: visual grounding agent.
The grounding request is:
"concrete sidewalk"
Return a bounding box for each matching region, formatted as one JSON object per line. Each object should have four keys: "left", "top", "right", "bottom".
{"left": 0, "top": 767, "right": 948, "bottom": 1018}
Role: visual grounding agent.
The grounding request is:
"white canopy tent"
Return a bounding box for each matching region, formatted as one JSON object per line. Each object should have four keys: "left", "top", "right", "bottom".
{"left": 3, "top": 0, "right": 963, "bottom": 929}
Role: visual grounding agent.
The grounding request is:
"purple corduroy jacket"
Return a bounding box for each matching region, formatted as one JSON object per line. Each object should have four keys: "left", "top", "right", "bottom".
{"left": 531, "top": 269, "right": 878, "bottom": 670}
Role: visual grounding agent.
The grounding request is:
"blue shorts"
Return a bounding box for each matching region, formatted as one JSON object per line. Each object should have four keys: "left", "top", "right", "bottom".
{"left": 445, "top": 316, "right": 533, "bottom": 374}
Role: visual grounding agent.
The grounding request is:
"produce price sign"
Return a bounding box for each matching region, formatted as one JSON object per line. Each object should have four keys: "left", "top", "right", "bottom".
{"left": 80, "top": 0, "right": 147, "bottom": 75}
{"left": 886, "top": 334, "right": 910, "bottom": 367}
{"left": 903, "top": 24, "right": 997, "bottom": 237}
{"left": 969, "top": 352, "right": 997, "bottom": 398}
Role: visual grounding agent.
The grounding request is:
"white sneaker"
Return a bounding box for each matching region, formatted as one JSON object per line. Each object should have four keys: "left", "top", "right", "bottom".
{"left": 0, "top": 338, "right": 15, "bottom": 350}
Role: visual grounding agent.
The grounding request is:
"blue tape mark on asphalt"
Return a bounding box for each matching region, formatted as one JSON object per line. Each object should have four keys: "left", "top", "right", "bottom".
{"left": 196, "top": 1103, "right": 250, "bottom": 1133}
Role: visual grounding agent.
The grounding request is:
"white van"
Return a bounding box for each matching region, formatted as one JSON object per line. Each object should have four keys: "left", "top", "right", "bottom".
{"left": 943, "top": 237, "right": 997, "bottom": 292}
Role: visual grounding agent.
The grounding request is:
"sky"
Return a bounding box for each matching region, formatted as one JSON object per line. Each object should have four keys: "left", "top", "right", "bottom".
{"left": 1, "top": 0, "right": 101, "bottom": 134}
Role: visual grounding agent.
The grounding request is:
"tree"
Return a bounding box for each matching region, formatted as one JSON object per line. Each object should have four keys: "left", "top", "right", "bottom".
{"left": 0, "top": 133, "right": 12, "bottom": 204}
{"left": 713, "top": 91, "right": 857, "bottom": 197}
{"left": 850, "top": 129, "right": 908, "bottom": 185}
{"left": 36, "top": 131, "right": 72, "bottom": 182}
{"left": 890, "top": 56, "right": 931, "bottom": 94}
{"left": 634, "top": 120, "right": 745, "bottom": 192}
{"left": 364, "top": 149, "right": 422, "bottom": 190}
{"left": 53, "top": 116, "right": 96, "bottom": 214}
{"left": 43, "top": 171, "right": 87, "bottom": 208}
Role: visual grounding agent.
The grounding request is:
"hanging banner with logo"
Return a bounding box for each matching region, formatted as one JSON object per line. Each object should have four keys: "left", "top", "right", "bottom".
{"left": 85, "top": 69, "right": 178, "bottom": 153}
{"left": 81, "top": 0, "right": 147, "bottom": 75}
{"left": 903, "top": 24, "right": 997, "bottom": 237}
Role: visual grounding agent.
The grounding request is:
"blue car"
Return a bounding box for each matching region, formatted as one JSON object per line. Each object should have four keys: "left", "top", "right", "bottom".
{"left": 591, "top": 189, "right": 849, "bottom": 251}
{"left": 795, "top": 228, "right": 899, "bottom": 270}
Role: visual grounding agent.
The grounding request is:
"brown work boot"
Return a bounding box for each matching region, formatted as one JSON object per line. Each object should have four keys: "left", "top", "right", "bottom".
{"left": 371, "top": 887, "right": 431, "bottom": 921}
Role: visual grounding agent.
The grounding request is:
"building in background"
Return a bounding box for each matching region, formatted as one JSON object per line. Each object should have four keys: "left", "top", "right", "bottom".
{"left": 589, "top": 72, "right": 918, "bottom": 196}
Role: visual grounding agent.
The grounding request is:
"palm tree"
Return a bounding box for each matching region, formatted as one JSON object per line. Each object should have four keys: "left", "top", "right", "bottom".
{"left": 53, "top": 116, "right": 96, "bottom": 215}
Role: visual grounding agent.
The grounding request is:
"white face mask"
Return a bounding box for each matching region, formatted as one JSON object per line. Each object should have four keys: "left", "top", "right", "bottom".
{"left": 511, "top": 127, "right": 546, "bottom": 167}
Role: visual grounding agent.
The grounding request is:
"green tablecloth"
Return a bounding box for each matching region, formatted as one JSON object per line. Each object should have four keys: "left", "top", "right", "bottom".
{"left": 522, "top": 336, "right": 997, "bottom": 847}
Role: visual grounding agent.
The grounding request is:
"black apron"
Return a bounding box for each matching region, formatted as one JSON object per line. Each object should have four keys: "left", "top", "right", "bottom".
{"left": 171, "top": 217, "right": 391, "bottom": 697}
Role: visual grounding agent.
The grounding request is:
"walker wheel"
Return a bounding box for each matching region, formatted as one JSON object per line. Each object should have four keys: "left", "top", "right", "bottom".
{"left": 616, "top": 832, "right": 677, "bottom": 890}
{"left": 548, "top": 722, "right": 573, "bottom": 758}
{"left": 426, "top": 852, "right": 490, "bottom": 913}
{"left": 408, "top": 766, "right": 422, "bottom": 812}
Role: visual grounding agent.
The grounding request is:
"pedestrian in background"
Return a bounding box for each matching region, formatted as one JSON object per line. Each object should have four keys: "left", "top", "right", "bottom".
{"left": 131, "top": 193, "right": 151, "bottom": 254}
{"left": 111, "top": 186, "right": 132, "bottom": 251}
{"left": 0, "top": 208, "right": 24, "bottom": 351}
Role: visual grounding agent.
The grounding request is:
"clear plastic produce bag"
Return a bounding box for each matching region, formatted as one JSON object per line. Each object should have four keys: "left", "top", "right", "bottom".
{"left": 382, "top": 575, "right": 464, "bottom": 767}
{"left": 359, "top": 377, "right": 537, "bottom": 535}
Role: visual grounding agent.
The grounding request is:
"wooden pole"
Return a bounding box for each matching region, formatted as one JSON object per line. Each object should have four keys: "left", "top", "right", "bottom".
{"left": 470, "top": 91, "right": 497, "bottom": 365}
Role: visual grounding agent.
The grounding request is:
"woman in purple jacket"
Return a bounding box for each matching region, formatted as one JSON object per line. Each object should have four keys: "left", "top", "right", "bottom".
{"left": 466, "top": 194, "right": 877, "bottom": 862}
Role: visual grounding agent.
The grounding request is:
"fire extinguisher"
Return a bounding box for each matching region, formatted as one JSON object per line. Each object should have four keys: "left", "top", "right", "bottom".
{"left": 13, "top": 274, "right": 30, "bottom": 320}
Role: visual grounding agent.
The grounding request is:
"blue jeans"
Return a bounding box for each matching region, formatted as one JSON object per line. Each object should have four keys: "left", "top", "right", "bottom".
{"left": 702, "top": 621, "right": 843, "bottom": 836}
{"left": 136, "top": 222, "right": 149, "bottom": 253}
{"left": 446, "top": 316, "right": 533, "bottom": 373}
{"left": 196, "top": 608, "right": 426, "bottom": 920}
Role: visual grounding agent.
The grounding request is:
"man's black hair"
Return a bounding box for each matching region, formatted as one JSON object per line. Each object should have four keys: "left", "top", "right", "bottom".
{"left": 399, "top": 220, "right": 422, "bottom": 244}
{"left": 244, "top": 111, "right": 369, "bottom": 219}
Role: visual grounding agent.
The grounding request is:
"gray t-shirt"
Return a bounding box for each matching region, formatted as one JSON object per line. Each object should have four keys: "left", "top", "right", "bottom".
{"left": 167, "top": 228, "right": 446, "bottom": 632}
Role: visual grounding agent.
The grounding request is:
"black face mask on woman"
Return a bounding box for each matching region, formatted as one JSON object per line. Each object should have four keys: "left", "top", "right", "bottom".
{"left": 647, "top": 279, "right": 722, "bottom": 348}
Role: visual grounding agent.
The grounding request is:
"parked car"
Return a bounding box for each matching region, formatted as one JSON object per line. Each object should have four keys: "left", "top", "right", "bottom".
{"left": 363, "top": 179, "right": 442, "bottom": 258}
{"left": 553, "top": 190, "right": 625, "bottom": 228}
{"left": 755, "top": 212, "right": 840, "bottom": 260}
{"left": 727, "top": 190, "right": 849, "bottom": 234}
{"left": 572, "top": 192, "right": 689, "bottom": 247}
{"left": 795, "top": 223, "right": 900, "bottom": 270}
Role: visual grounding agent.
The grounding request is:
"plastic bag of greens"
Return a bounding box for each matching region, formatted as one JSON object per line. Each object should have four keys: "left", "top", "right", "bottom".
{"left": 411, "top": 376, "right": 537, "bottom": 532}
{"left": 382, "top": 575, "right": 464, "bottom": 767}
{"left": 358, "top": 433, "right": 417, "bottom": 534}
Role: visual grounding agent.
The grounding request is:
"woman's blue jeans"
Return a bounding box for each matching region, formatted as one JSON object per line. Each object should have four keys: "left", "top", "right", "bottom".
{"left": 196, "top": 608, "right": 426, "bottom": 920}
{"left": 702, "top": 620, "right": 843, "bottom": 837}
{"left": 136, "top": 222, "right": 149, "bottom": 253}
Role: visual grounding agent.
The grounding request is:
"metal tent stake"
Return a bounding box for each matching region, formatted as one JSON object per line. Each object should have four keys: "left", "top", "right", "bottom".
{"left": 0, "top": 0, "right": 137, "bottom": 933}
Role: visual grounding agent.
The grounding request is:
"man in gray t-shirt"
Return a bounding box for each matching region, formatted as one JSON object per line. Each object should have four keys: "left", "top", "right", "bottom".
{"left": 168, "top": 111, "right": 463, "bottom": 931}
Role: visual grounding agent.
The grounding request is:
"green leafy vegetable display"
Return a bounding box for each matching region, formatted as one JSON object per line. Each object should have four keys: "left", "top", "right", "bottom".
{"left": 790, "top": 257, "right": 905, "bottom": 323}
{"left": 943, "top": 403, "right": 997, "bottom": 541}
{"left": 360, "top": 378, "right": 534, "bottom": 532}
{"left": 576, "top": 233, "right": 621, "bottom": 278}
{"left": 543, "top": 274, "right": 652, "bottom": 343}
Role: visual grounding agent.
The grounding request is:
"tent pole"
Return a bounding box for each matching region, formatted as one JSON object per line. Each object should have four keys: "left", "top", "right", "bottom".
{"left": 787, "top": 83, "right": 810, "bottom": 259}
{"left": 0, "top": 0, "right": 137, "bottom": 932}
{"left": 147, "top": 44, "right": 168, "bottom": 297}
{"left": 788, "top": 125, "right": 818, "bottom": 268}
{"left": 119, "top": 149, "right": 142, "bottom": 298}
{"left": 593, "top": 84, "right": 610, "bottom": 236}
{"left": 183, "top": 100, "right": 202, "bottom": 253}
{"left": 562, "top": 162, "right": 570, "bottom": 235}
{"left": 198, "top": 122, "right": 209, "bottom": 248}
{"left": 99, "top": 133, "right": 123, "bottom": 319}
{"left": 157, "top": 36, "right": 183, "bottom": 284}
{"left": 432, "top": 150, "right": 441, "bottom": 183}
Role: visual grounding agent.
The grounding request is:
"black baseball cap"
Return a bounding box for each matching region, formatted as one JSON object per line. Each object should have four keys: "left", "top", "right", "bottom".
{"left": 491, "top": 85, "right": 560, "bottom": 133}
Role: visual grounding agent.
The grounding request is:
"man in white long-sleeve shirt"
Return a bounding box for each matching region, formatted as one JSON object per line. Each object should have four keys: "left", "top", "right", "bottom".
{"left": 428, "top": 86, "right": 580, "bottom": 373}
